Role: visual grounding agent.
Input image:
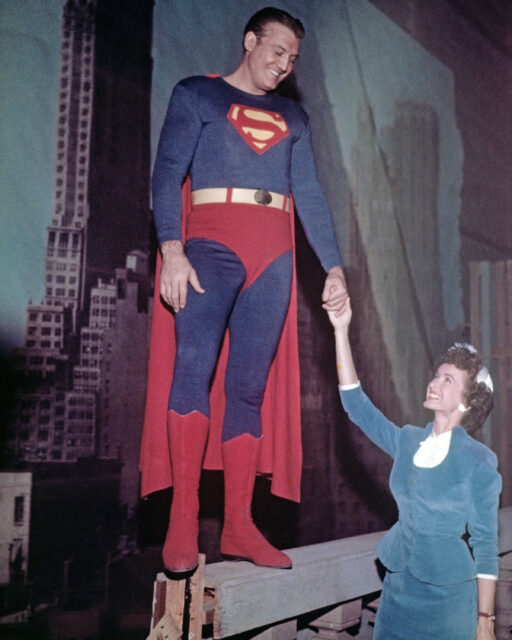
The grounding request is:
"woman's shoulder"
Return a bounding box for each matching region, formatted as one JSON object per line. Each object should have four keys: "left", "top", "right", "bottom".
{"left": 453, "top": 427, "right": 498, "bottom": 468}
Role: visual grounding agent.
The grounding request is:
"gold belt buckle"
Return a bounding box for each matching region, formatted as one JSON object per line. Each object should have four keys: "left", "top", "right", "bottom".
{"left": 254, "top": 189, "right": 273, "bottom": 206}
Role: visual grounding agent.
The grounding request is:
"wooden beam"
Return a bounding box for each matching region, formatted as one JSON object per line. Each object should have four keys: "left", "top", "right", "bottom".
{"left": 147, "top": 509, "right": 512, "bottom": 639}
{"left": 204, "top": 531, "right": 384, "bottom": 638}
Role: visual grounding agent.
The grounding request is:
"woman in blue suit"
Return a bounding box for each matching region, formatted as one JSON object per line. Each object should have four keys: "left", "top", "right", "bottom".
{"left": 324, "top": 297, "right": 501, "bottom": 640}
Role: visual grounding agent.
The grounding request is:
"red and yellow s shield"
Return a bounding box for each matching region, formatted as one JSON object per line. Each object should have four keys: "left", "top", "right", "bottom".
{"left": 227, "top": 104, "right": 289, "bottom": 154}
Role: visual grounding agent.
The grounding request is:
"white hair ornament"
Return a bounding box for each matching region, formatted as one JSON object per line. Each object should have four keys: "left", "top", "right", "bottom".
{"left": 449, "top": 342, "right": 477, "bottom": 354}
{"left": 476, "top": 366, "right": 494, "bottom": 392}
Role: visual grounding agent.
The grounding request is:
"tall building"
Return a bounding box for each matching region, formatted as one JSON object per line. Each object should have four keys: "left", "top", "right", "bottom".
{"left": 0, "top": 473, "right": 32, "bottom": 586}
{"left": 7, "top": 0, "right": 153, "bottom": 512}
{"left": 0, "top": 472, "right": 32, "bottom": 618}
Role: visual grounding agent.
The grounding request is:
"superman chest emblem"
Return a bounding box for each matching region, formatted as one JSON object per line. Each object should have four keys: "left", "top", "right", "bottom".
{"left": 227, "top": 104, "right": 289, "bottom": 154}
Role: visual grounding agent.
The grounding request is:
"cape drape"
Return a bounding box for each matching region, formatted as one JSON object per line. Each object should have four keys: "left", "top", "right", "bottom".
{"left": 139, "top": 179, "right": 302, "bottom": 502}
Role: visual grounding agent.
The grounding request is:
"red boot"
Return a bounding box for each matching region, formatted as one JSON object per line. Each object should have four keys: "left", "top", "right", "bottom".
{"left": 220, "top": 433, "right": 292, "bottom": 569}
{"left": 162, "top": 410, "right": 209, "bottom": 575}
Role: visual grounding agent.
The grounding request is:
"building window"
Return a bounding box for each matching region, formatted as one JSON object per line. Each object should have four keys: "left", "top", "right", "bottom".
{"left": 14, "top": 496, "right": 25, "bottom": 525}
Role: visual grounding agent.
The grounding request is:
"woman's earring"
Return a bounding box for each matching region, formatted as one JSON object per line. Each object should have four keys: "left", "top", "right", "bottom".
{"left": 458, "top": 403, "right": 469, "bottom": 413}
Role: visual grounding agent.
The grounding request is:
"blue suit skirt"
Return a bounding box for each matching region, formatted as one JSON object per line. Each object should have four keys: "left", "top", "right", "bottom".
{"left": 374, "top": 567, "right": 477, "bottom": 639}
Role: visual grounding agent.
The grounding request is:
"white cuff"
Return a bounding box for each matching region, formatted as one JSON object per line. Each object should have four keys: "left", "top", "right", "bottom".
{"left": 476, "top": 573, "right": 498, "bottom": 581}
{"left": 339, "top": 381, "right": 361, "bottom": 391}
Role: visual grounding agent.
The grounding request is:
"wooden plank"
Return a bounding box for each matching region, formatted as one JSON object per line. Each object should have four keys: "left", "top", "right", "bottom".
{"left": 204, "top": 531, "right": 385, "bottom": 638}
{"left": 151, "top": 575, "right": 168, "bottom": 630}
{"left": 149, "top": 556, "right": 205, "bottom": 640}
{"left": 165, "top": 576, "right": 186, "bottom": 629}
{"left": 146, "top": 613, "right": 181, "bottom": 640}
{"left": 204, "top": 509, "right": 512, "bottom": 639}
{"left": 189, "top": 554, "right": 205, "bottom": 640}
{"left": 146, "top": 508, "right": 512, "bottom": 640}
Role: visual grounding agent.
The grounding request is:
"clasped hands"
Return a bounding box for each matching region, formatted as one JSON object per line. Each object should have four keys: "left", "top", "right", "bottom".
{"left": 321, "top": 265, "right": 349, "bottom": 319}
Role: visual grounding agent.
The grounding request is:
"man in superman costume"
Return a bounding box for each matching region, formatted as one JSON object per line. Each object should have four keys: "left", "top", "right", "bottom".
{"left": 140, "top": 7, "right": 348, "bottom": 575}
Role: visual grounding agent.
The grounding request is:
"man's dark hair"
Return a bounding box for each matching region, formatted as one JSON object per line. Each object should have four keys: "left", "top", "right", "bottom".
{"left": 243, "top": 7, "right": 305, "bottom": 41}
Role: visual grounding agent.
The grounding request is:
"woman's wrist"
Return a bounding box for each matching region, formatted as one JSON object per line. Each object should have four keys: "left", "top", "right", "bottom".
{"left": 477, "top": 612, "right": 495, "bottom": 622}
{"left": 333, "top": 325, "right": 350, "bottom": 336}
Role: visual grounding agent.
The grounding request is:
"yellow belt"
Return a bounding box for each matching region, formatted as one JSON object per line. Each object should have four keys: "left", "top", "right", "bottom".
{"left": 191, "top": 187, "right": 290, "bottom": 213}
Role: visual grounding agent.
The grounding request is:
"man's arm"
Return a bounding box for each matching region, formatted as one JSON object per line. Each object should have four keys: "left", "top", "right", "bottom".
{"left": 290, "top": 116, "right": 348, "bottom": 313}
{"left": 152, "top": 80, "right": 205, "bottom": 310}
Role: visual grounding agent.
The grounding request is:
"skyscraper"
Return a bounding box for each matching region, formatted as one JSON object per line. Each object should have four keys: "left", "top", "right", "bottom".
{"left": 8, "top": 0, "right": 153, "bottom": 510}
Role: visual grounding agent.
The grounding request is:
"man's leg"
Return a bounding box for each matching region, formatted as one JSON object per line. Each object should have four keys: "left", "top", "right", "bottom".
{"left": 220, "top": 250, "right": 294, "bottom": 568}
{"left": 163, "top": 239, "right": 246, "bottom": 574}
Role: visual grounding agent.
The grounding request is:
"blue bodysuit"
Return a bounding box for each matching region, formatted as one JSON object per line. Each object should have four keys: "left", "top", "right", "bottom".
{"left": 152, "top": 76, "right": 343, "bottom": 440}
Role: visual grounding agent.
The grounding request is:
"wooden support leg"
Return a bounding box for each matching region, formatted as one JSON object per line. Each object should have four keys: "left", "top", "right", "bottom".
{"left": 148, "top": 554, "right": 205, "bottom": 640}
{"left": 311, "top": 600, "right": 362, "bottom": 639}
{"left": 251, "top": 619, "right": 297, "bottom": 640}
{"left": 146, "top": 612, "right": 181, "bottom": 640}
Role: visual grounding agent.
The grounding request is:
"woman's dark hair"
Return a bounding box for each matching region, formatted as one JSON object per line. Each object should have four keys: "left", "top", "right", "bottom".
{"left": 243, "top": 7, "right": 305, "bottom": 42}
{"left": 437, "top": 345, "right": 493, "bottom": 433}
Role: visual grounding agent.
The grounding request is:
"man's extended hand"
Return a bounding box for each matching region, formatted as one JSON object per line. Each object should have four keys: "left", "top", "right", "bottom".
{"left": 321, "top": 266, "right": 349, "bottom": 317}
{"left": 160, "top": 240, "right": 205, "bottom": 312}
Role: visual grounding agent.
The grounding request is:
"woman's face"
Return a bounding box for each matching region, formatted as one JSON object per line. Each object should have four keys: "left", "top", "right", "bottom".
{"left": 423, "top": 363, "right": 469, "bottom": 415}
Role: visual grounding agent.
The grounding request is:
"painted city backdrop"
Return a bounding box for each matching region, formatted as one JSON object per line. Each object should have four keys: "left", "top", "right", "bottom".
{"left": 1, "top": 0, "right": 512, "bottom": 636}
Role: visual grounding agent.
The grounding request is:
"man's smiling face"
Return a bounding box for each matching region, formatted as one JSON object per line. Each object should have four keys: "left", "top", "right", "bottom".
{"left": 243, "top": 22, "right": 300, "bottom": 95}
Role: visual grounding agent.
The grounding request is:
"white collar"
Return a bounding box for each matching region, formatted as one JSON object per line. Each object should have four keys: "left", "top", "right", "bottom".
{"left": 413, "top": 430, "right": 452, "bottom": 468}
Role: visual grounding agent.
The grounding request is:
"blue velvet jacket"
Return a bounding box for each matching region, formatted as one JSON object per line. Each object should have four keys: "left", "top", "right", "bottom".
{"left": 340, "top": 386, "right": 502, "bottom": 585}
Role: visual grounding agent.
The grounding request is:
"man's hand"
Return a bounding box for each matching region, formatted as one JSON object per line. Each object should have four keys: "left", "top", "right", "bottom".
{"left": 321, "top": 266, "right": 349, "bottom": 317}
{"left": 160, "top": 240, "right": 205, "bottom": 312}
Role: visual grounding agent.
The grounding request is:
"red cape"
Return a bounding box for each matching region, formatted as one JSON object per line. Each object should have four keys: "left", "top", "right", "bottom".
{"left": 139, "top": 181, "right": 302, "bottom": 502}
